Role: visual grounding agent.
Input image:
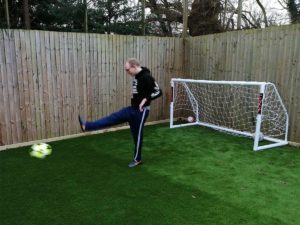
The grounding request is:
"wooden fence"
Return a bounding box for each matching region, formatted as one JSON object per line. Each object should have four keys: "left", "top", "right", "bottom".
{"left": 185, "top": 24, "right": 300, "bottom": 143}
{"left": 0, "top": 24, "right": 299, "bottom": 147}
{"left": 0, "top": 30, "right": 184, "bottom": 146}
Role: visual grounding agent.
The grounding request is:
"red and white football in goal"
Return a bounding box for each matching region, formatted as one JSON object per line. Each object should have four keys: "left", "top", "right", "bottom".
{"left": 187, "top": 116, "right": 195, "bottom": 123}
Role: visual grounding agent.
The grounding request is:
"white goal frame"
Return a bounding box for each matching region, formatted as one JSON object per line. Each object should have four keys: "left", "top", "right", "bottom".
{"left": 170, "top": 78, "right": 289, "bottom": 151}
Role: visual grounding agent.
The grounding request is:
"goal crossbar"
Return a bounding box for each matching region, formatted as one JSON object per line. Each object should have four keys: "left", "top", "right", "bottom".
{"left": 171, "top": 78, "right": 267, "bottom": 86}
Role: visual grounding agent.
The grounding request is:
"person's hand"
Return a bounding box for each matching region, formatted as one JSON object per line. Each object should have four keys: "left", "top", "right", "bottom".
{"left": 139, "top": 98, "right": 147, "bottom": 112}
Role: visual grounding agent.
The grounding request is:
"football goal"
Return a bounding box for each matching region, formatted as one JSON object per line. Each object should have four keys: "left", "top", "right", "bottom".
{"left": 170, "top": 79, "right": 289, "bottom": 151}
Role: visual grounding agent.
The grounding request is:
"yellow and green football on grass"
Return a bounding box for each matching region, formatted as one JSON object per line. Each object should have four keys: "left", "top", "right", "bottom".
{"left": 29, "top": 143, "right": 52, "bottom": 159}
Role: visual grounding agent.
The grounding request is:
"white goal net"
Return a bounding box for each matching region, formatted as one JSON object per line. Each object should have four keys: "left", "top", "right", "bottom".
{"left": 170, "top": 79, "right": 289, "bottom": 151}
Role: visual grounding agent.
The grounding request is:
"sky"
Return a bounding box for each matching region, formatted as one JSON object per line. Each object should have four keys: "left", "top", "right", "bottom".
{"left": 131, "top": 0, "right": 291, "bottom": 26}
{"left": 228, "top": 0, "right": 290, "bottom": 25}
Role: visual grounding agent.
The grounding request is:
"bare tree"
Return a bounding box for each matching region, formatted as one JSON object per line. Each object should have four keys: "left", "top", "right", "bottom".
{"left": 182, "top": 0, "right": 188, "bottom": 37}
{"left": 4, "top": 0, "right": 10, "bottom": 28}
{"left": 142, "top": 0, "right": 146, "bottom": 35}
{"left": 277, "top": 0, "right": 288, "bottom": 8}
{"left": 237, "top": 0, "right": 242, "bottom": 29}
{"left": 188, "top": 0, "right": 222, "bottom": 36}
{"left": 255, "top": 0, "right": 268, "bottom": 27}
{"left": 221, "top": 0, "right": 288, "bottom": 30}
{"left": 287, "top": 0, "right": 300, "bottom": 23}
{"left": 222, "top": 0, "right": 228, "bottom": 26}
{"left": 84, "top": 0, "right": 88, "bottom": 32}
{"left": 145, "top": 0, "right": 183, "bottom": 36}
{"left": 23, "top": 0, "right": 30, "bottom": 29}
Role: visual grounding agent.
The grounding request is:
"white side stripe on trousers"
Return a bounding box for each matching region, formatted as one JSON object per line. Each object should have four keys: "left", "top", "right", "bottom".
{"left": 134, "top": 107, "right": 149, "bottom": 160}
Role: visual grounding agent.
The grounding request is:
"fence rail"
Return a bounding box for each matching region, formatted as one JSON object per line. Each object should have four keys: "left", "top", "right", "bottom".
{"left": 1, "top": 24, "right": 299, "bottom": 147}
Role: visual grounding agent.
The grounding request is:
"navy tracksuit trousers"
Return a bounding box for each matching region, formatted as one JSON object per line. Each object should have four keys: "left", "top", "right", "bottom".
{"left": 85, "top": 106, "right": 150, "bottom": 161}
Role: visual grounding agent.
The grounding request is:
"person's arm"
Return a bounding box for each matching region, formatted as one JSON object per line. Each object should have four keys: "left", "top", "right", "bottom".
{"left": 143, "top": 76, "right": 162, "bottom": 101}
{"left": 139, "top": 98, "right": 148, "bottom": 112}
{"left": 139, "top": 76, "right": 162, "bottom": 111}
{"left": 149, "top": 81, "right": 162, "bottom": 100}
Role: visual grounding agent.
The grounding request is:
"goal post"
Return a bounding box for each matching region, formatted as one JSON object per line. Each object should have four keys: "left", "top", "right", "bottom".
{"left": 170, "top": 78, "right": 289, "bottom": 151}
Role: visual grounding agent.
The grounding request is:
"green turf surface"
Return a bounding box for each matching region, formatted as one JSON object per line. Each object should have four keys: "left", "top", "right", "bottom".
{"left": 1, "top": 124, "right": 299, "bottom": 225}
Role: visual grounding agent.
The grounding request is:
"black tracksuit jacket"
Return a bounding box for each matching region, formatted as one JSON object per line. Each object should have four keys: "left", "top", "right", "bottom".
{"left": 131, "top": 67, "right": 162, "bottom": 108}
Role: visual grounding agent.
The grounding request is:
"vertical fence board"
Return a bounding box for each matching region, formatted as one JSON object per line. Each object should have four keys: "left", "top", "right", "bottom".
{"left": 82, "top": 33, "right": 88, "bottom": 120}
{"left": 0, "top": 31, "right": 10, "bottom": 145}
{"left": 100, "top": 35, "right": 106, "bottom": 117}
{"left": 110, "top": 35, "right": 117, "bottom": 114}
{"left": 53, "top": 32, "right": 61, "bottom": 136}
{"left": 73, "top": 33, "right": 80, "bottom": 133}
{"left": 103, "top": 35, "right": 110, "bottom": 117}
{"left": 65, "top": 33, "right": 72, "bottom": 134}
{"left": 26, "top": 31, "right": 38, "bottom": 141}
{"left": 76, "top": 33, "right": 84, "bottom": 124}
{"left": 116, "top": 35, "right": 123, "bottom": 112}
{"left": 10, "top": 31, "right": 22, "bottom": 143}
{"left": 97, "top": 35, "right": 103, "bottom": 119}
{"left": 14, "top": 30, "right": 26, "bottom": 142}
{"left": 92, "top": 34, "right": 99, "bottom": 120}
{"left": 45, "top": 31, "right": 55, "bottom": 137}
{"left": 49, "top": 32, "right": 58, "bottom": 137}
{"left": 86, "top": 34, "right": 92, "bottom": 120}
{"left": 287, "top": 27, "right": 299, "bottom": 140}
{"left": 19, "top": 30, "right": 31, "bottom": 141}
{"left": 30, "top": 31, "right": 41, "bottom": 140}
{"left": 41, "top": 31, "right": 50, "bottom": 137}
{"left": 4, "top": 31, "right": 18, "bottom": 143}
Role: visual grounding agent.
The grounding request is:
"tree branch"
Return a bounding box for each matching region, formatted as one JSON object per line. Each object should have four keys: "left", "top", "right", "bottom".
{"left": 255, "top": 0, "right": 269, "bottom": 27}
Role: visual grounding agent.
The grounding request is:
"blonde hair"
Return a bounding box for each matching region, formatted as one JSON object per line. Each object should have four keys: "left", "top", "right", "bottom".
{"left": 126, "top": 58, "right": 140, "bottom": 67}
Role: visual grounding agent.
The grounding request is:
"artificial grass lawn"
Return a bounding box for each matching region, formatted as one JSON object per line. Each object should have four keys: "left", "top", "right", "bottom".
{"left": 0, "top": 124, "right": 299, "bottom": 225}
